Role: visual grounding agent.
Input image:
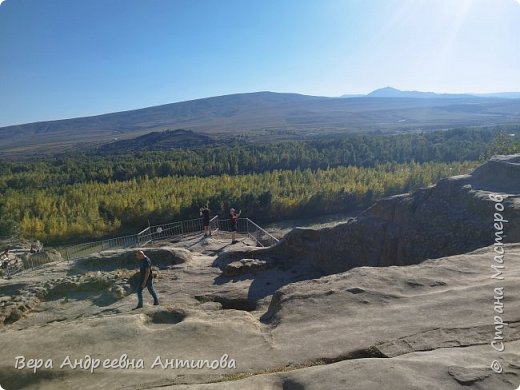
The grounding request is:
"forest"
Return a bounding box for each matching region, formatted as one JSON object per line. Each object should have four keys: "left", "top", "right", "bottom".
{"left": 0, "top": 126, "right": 518, "bottom": 243}
{"left": 0, "top": 127, "right": 507, "bottom": 189}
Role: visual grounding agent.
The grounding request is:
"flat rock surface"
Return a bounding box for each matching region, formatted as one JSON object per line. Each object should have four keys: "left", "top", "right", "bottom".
{"left": 0, "top": 238, "right": 518, "bottom": 389}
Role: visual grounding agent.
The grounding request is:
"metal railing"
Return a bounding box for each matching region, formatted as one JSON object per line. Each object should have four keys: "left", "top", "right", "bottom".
{"left": 22, "top": 252, "right": 56, "bottom": 270}
{"left": 217, "top": 218, "right": 279, "bottom": 247}
{"left": 61, "top": 216, "right": 220, "bottom": 261}
{"left": 60, "top": 215, "right": 277, "bottom": 261}
{"left": 1, "top": 246, "right": 59, "bottom": 277}
{"left": 1, "top": 259, "right": 22, "bottom": 278}
{"left": 63, "top": 232, "right": 142, "bottom": 261}
{"left": 140, "top": 216, "right": 219, "bottom": 243}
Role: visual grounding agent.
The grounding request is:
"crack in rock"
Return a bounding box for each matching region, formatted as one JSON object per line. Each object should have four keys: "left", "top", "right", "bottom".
{"left": 376, "top": 322, "right": 520, "bottom": 358}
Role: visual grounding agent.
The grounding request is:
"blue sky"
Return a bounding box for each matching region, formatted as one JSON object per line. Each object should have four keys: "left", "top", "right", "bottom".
{"left": 0, "top": 0, "right": 519, "bottom": 126}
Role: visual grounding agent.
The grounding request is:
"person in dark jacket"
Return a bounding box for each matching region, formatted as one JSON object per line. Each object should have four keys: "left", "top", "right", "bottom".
{"left": 134, "top": 250, "right": 159, "bottom": 309}
{"left": 229, "top": 208, "right": 241, "bottom": 244}
{"left": 200, "top": 205, "right": 211, "bottom": 237}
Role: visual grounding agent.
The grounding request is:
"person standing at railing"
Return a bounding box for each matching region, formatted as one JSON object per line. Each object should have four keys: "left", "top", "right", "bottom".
{"left": 200, "top": 205, "right": 211, "bottom": 237}
{"left": 134, "top": 250, "right": 159, "bottom": 309}
{"left": 229, "top": 208, "right": 241, "bottom": 244}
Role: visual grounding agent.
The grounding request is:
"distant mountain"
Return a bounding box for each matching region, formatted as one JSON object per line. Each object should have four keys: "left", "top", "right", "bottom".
{"left": 473, "top": 92, "right": 520, "bottom": 99}
{"left": 2, "top": 90, "right": 520, "bottom": 156}
{"left": 98, "top": 129, "right": 216, "bottom": 153}
{"left": 341, "top": 87, "right": 520, "bottom": 99}
{"left": 366, "top": 87, "right": 473, "bottom": 99}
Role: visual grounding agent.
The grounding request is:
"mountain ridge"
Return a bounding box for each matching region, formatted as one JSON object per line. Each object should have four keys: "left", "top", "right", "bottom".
{"left": 365, "top": 86, "right": 474, "bottom": 99}
{"left": 341, "top": 86, "right": 520, "bottom": 99}
{"left": 2, "top": 90, "right": 520, "bottom": 156}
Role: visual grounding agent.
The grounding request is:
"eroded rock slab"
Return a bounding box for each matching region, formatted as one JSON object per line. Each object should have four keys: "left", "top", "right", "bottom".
{"left": 223, "top": 259, "right": 269, "bottom": 276}
{"left": 261, "top": 154, "right": 520, "bottom": 273}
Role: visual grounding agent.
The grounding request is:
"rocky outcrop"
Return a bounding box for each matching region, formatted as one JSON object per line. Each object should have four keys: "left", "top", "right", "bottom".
{"left": 2, "top": 243, "right": 519, "bottom": 389}
{"left": 222, "top": 259, "right": 269, "bottom": 276}
{"left": 265, "top": 154, "right": 520, "bottom": 274}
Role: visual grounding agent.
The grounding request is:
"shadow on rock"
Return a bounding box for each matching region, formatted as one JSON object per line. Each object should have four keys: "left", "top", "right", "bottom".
{"left": 141, "top": 308, "right": 187, "bottom": 327}
{"left": 282, "top": 379, "right": 306, "bottom": 390}
{"left": 211, "top": 261, "right": 323, "bottom": 313}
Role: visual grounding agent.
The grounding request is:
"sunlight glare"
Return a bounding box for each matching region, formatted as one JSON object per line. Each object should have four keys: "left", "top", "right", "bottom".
{"left": 430, "top": 0, "right": 473, "bottom": 90}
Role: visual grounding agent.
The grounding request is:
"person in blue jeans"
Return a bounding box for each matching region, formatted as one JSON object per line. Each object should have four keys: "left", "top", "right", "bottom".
{"left": 134, "top": 250, "right": 159, "bottom": 309}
